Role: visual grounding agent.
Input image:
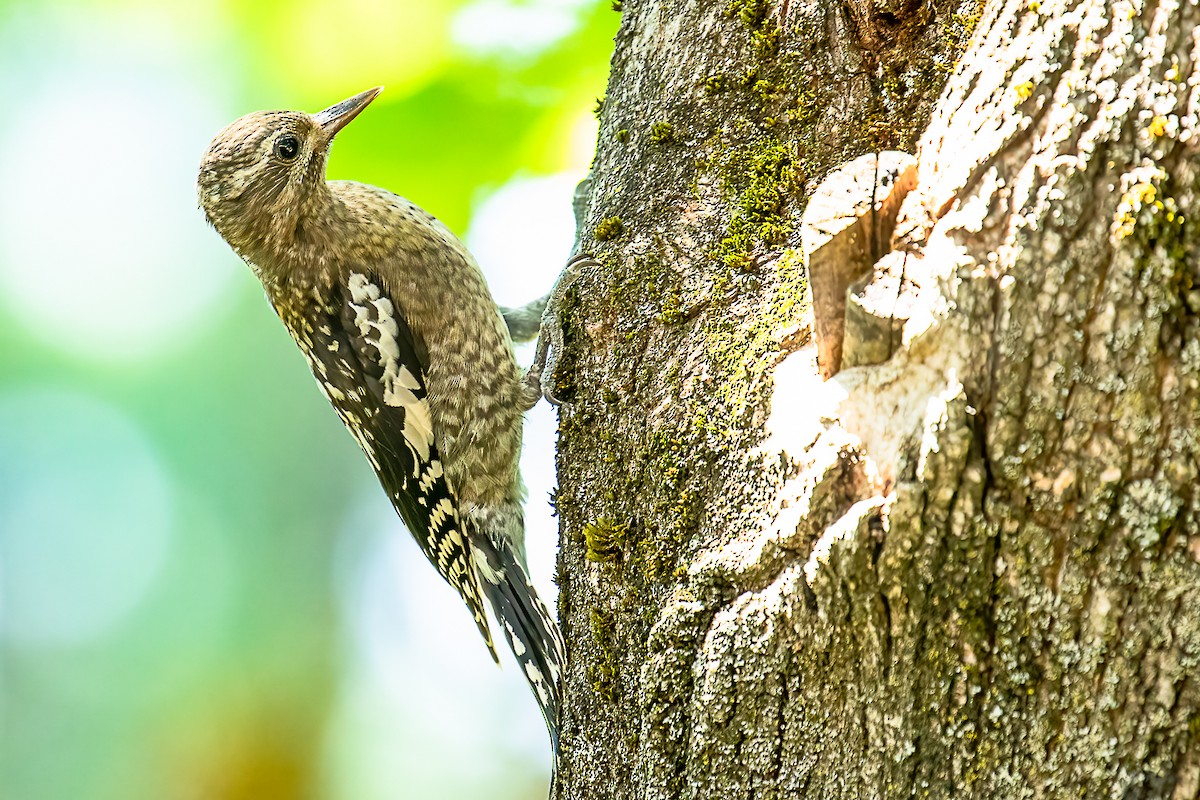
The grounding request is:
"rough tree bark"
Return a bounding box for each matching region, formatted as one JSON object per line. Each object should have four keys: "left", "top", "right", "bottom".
{"left": 550, "top": 0, "right": 1200, "bottom": 797}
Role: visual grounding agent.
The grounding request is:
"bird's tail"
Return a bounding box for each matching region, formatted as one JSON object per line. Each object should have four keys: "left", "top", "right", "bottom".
{"left": 470, "top": 529, "right": 566, "bottom": 772}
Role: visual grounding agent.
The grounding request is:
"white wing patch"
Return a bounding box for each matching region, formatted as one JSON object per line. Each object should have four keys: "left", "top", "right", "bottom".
{"left": 428, "top": 497, "right": 455, "bottom": 533}
{"left": 347, "top": 272, "right": 436, "bottom": 466}
{"left": 418, "top": 460, "right": 444, "bottom": 496}
{"left": 524, "top": 663, "right": 550, "bottom": 706}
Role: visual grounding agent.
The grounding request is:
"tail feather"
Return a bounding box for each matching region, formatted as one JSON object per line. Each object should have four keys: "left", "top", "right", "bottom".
{"left": 471, "top": 532, "right": 566, "bottom": 764}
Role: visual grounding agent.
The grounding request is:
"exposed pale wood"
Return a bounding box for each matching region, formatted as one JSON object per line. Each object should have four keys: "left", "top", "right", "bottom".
{"left": 802, "top": 151, "right": 917, "bottom": 377}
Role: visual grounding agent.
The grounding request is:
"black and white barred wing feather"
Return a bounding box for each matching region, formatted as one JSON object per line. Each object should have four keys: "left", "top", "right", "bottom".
{"left": 278, "top": 269, "right": 568, "bottom": 760}
{"left": 279, "top": 270, "right": 498, "bottom": 662}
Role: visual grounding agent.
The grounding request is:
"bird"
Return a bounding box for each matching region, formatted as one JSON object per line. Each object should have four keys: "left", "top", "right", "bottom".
{"left": 197, "top": 87, "right": 566, "bottom": 777}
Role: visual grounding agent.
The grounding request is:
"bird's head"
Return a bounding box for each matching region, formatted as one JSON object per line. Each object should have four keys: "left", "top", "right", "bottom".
{"left": 198, "top": 86, "right": 382, "bottom": 261}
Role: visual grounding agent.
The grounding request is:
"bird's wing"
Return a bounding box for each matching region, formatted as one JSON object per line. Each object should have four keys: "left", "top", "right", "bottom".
{"left": 279, "top": 270, "right": 498, "bottom": 662}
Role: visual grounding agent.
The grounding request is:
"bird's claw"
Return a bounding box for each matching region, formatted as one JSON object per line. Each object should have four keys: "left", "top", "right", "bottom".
{"left": 523, "top": 253, "right": 598, "bottom": 408}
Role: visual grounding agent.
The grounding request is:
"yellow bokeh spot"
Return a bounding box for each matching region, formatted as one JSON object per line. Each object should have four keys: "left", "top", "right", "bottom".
{"left": 254, "top": 0, "right": 454, "bottom": 99}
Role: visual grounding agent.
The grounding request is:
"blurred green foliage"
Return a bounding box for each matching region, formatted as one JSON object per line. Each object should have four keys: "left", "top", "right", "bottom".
{"left": 0, "top": 1, "right": 615, "bottom": 798}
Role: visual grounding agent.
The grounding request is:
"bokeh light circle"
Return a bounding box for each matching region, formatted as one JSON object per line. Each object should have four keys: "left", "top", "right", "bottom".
{"left": 0, "top": 389, "right": 173, "bottom": 647}
{"left": 0, "top": 70, "right": 238, "bottom": 362}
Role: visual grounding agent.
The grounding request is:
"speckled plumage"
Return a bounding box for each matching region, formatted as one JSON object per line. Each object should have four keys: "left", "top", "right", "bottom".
{"left": 197, "top": 88, "right": 564, "bottom": 766}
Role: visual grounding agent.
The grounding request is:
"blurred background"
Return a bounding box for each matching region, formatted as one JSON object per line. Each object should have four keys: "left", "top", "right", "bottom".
{"left": 0, "top": 0, "right": 615, "bottom": 797}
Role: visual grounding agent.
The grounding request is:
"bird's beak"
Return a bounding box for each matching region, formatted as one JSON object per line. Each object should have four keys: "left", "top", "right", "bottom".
{"left": 314, "top": 86, "right": 383, "bottom": 139}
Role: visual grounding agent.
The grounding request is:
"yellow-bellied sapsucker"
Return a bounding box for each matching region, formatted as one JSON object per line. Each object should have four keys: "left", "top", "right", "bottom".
{"left": 197, "top": 87, "right": 567, "bottom": 774}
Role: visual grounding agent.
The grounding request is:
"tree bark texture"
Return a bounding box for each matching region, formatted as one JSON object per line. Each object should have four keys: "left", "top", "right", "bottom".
{"left": 554, "top": 0, "right": 1200, "bottom": 798}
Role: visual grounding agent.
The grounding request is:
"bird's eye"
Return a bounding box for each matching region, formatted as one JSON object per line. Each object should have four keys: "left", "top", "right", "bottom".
{"left": 274, "top": 134, "right": 300, "bottom": 161}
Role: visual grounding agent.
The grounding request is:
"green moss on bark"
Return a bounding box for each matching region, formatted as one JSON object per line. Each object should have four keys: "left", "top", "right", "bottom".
{"left": 584, "top": 517, "right": 630, "bottom": 563}
{"left": 588, "top": 607, "right": 619, "bottom": 702}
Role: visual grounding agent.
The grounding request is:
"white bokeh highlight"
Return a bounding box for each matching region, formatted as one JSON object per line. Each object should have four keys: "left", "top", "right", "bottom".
{"left": 451, "top": 0, "right": 595, "bottom": 56}
{"left": 325, "top": 490, "right": 553, "bottom": 800}
{"left": 0, "top": 24, "right": 239, "bottom": 362}
{"left": 0, "top": 389, "right": 173, "bottom": 647}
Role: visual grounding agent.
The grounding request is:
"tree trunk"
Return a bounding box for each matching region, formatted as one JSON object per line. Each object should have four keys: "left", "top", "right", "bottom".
{"left": 552, "top": 0, "right": 1200, "bottom": 797}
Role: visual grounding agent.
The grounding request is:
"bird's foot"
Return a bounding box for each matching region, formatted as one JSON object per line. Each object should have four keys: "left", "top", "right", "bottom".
{"left": 522, "top": 252, "right": 598, "bottom": 408}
